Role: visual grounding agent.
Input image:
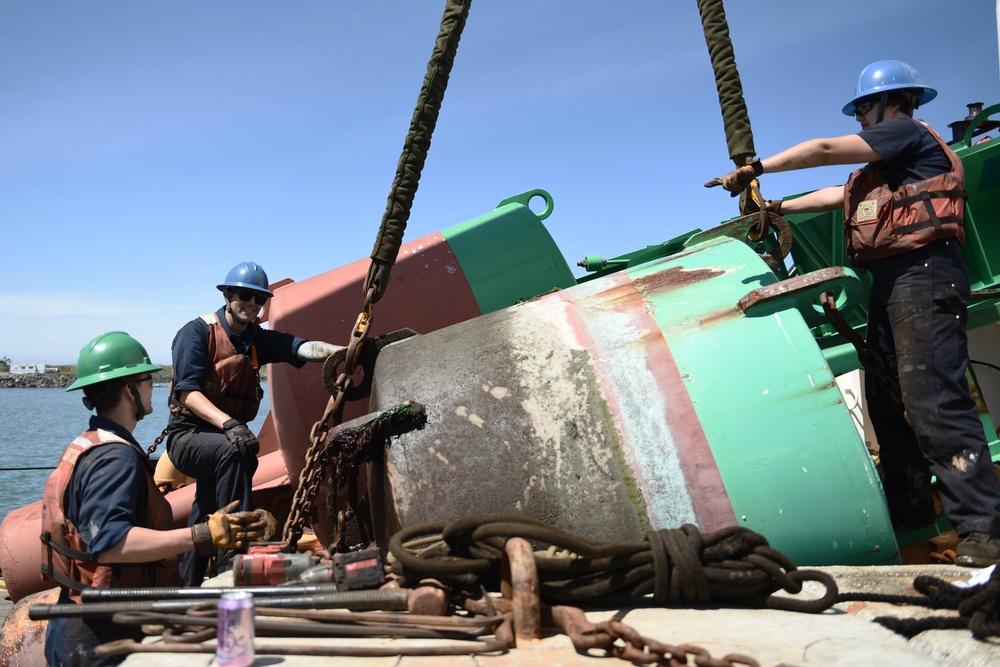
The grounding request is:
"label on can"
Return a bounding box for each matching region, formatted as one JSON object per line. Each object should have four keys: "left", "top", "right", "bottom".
{"left": 217, "top": 590, "right": 255, "bottom": 667}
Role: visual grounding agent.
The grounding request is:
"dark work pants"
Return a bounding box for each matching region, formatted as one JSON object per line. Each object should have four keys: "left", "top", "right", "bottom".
{"left": 866, "top": 239, "right": 1000, "bottom": 537}
{"left": 166, "top": 429, "right": 258, "bottom": 586}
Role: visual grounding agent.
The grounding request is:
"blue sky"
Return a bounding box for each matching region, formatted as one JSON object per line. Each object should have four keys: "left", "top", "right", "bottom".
{"left": 2, "top": 0, "right": 998, "bottom": 365}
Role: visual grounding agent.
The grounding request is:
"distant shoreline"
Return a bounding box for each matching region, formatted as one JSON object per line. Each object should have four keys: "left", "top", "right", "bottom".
{"left": 0, "top": 372, "right": 174, "bottom": 389}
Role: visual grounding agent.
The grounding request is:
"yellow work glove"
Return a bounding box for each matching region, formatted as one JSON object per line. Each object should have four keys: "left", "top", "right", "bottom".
{"left": 191, "top": 501, "right": 253, "bottom": 556}
{"left": 704, "top": 160, "right": 764, "bottom": 195}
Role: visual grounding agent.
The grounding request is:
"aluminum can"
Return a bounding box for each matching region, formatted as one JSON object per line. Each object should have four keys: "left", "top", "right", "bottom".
{"left": 217, "top": 590, "right": 255, "bottom": 667}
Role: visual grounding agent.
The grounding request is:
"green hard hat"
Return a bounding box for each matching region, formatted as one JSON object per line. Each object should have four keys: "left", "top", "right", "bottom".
{"left": 67, "top": 331, "right": 161, "bottom": 391}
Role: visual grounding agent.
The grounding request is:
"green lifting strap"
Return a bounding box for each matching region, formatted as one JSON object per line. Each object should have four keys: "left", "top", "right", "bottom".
{"left": 365, "top": 0, "right": 472, "bottom": 301}
{"left": 697, "top": 0, "right": 755, "bottom": 167}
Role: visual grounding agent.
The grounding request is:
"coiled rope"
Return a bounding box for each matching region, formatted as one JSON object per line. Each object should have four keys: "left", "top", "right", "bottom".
{"left": 389, "top": 515, "right": 837, "bottom": 613}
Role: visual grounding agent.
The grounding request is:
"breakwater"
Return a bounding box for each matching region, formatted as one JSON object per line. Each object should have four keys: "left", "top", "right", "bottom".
{"left": 0, "top": 372, "right": 172, "bottom": 389}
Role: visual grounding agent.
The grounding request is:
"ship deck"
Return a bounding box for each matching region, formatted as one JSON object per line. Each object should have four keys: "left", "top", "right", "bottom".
{"left": 95, "top": 564, "right": 999, "bottom": 667}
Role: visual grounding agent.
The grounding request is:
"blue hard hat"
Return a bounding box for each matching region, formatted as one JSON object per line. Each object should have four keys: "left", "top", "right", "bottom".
{"left": 842, "top": 60, "right": 937, "bottom": 115}
{"left": 216, "top": 261, "right": 273, "bottom": 297}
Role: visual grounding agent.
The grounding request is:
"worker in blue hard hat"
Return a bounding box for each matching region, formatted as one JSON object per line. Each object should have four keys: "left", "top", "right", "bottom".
{"left": 706, "top": 60, "right": 1000, "bottom": 566}
{"left": 166, "top": 261, "right": 344, "bottom": 586}
{"left": 42, "top": 332, "right": 268, "bottom": 666}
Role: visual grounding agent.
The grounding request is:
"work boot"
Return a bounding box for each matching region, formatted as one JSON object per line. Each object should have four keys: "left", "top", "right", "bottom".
{"left": 955, "top": 532, "right": 1000, "bottom": 567}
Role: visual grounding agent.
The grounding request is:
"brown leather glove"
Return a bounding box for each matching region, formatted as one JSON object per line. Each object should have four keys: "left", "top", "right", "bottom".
{"left": 222, "top": 419, "right": 259, "bottom": 457}
{"left": 705, "top": 160, "right": 764, "bottom": 195}
{"left": 237, "top": 508, "right": 277, "bottom": 543}
{"left": 765, "top": 199, "right": 783, "bottom": 215}
{"left": 191, "top": 501, "right": 251, "bottom": 557}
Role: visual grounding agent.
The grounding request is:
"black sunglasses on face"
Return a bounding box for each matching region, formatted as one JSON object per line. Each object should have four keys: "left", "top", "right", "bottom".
{"left": 854, "top": 98, "right": 878, "bottom": 117}
{"left": 231, "top": 289, "right": 269, "bottom": 306}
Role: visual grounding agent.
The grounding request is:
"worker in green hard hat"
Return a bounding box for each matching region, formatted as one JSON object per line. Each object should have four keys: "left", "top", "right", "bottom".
{"left": 706, "top": 60, "right": 1000, "bottom": 567}
{"left": 41, "top": 332, "right": 269, "bottom": 666}
{"left": 166, "top": 261, "right": 345, "bottom": 587}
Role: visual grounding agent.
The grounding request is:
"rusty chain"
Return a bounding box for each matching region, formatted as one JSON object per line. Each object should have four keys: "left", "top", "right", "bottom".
{"left": 283, "top": 0, "right": 468, "bottom": 552}
{"left": 820, "top": 291, "right": 910, "bottom": 426}
{"left": 600, "top": 618, "right": 762, "bottom": 667}
{"left": 281, "top": 288, "right": 375, "bottom": 550}
{"left": 145, "top": 426, "right": 168, "bottom": 457}
{"left": 463, "top": 544, "right": 773, "bottom": 667}
{"left": 504, "top": 604, "right": 765, "bottom": 667}
{"left": 496, "top": 539, "right": 766, "bottom": 666}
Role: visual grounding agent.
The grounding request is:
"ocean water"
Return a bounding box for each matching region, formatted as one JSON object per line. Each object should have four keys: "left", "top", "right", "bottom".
{"left": 0, "top": 384, "right": 270, "bottom": 526}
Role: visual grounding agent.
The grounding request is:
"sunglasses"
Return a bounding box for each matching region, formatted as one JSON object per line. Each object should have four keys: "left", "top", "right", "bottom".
{"left": 133, "top": 375, "right": 154, "bottom": 386}
{"left": 854, "top": 98, "right": 878, "bottom": 117}
{"left": 231, "top": 289, "right": 269, "bottom": 306}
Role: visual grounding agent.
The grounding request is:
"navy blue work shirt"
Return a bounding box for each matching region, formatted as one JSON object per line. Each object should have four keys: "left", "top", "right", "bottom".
{"left": 65, "top": 415, "right": 152, "bottom": 560}
{"left": 857, "top": 117, "right": 952, "bottom": 190}
{"left": 167, "top": 306, "right": 306, "bottom": 435}
{"left": 44, "top": 416, "right": 152, "bottom": 665}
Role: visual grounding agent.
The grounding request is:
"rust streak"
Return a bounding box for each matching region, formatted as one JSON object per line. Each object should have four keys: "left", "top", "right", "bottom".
{"left": 633, "top": 266, "right": 725, "bottom": 294}
{"left": 697, "top": 306, "right": 742, "bottom": 329}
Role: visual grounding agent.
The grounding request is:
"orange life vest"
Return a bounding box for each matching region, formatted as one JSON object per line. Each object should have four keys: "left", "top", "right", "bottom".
{"left": 40, "top": 428, "right": 181, "bottom": 602}
{"left": 169, "top": 312, "right": 263, "bottom": 424}
{"left": 843, "top": 119, "right": 966, "bottom": 265}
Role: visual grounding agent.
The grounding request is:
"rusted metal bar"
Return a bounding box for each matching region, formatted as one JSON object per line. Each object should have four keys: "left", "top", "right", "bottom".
{"left": 325, "top": 401, "right": 427, "bottom": 460}
{"left": 253, "top": 606, "right": 500, "bottom": 632}
{"left": 96, "top": 637, "right": 509, "bottom": 658}
{"left": 501, "top": 537, "right": 541, "bottom": 643}
{"left": 111, "top": 610, "right": 486, "bottom": 640}
{"left": 30, "top": 588, "right": 410, "bottom": 620}
{"left": 81, "top": 582, "right": 341, "bottom": 602}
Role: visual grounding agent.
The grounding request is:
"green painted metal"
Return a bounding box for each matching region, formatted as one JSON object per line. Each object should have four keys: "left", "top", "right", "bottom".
{"left": 954, "top": 103, "right": 1000, "bottom": 328}
{"left": 441, "top": 189, "right": 576, "bottom": 314}
{"left": 576, "top": 229, "right": 700, "bottom": 284}
{"left": 629, "top": 237, "right": 899, "bottom": 565}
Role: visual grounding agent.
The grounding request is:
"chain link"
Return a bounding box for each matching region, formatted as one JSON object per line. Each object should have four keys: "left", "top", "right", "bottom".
{"left": 599, "top": 618, "right": 761, "bottom": 667}
{"left": 281, "top": 377, "right": 350, "bottom": 548}
{"left": 146, "top": 427, "right": 169, "bottom": 457}
{"left": 281, "top": 287, "right": 376, "bottom": 550}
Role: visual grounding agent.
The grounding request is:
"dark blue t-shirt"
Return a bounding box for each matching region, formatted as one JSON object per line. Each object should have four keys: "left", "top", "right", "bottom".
{"left": 857, "top": 117, "right": 951, "bottom": 190}
{"left": 167, "top": 306, "right": 306, "bottom": 435}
